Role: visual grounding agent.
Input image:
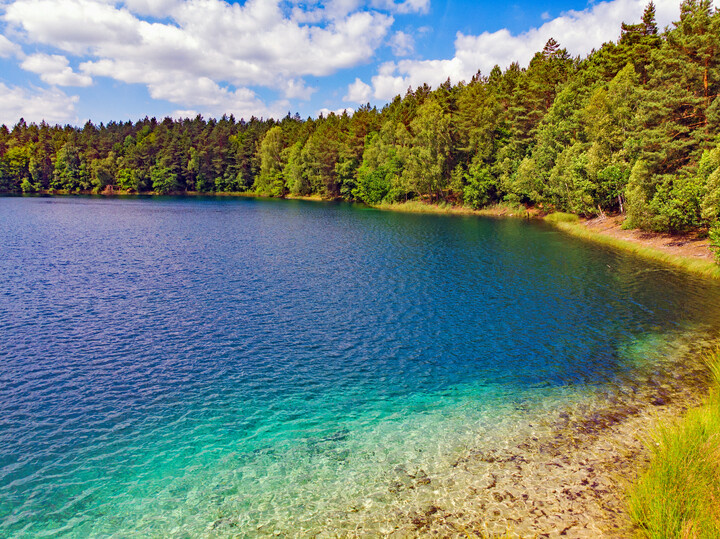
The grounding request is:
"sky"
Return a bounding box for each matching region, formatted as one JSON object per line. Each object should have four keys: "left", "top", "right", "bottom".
{"left": 0, "top": 0, "right": 696, "bottom": 126}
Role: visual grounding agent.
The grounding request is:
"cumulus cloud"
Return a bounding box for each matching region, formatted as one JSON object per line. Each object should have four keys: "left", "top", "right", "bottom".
{"left": 122, "top": 0, "right": 183, "bottom": 17}
{"left": 362, "top": 0, "right": 686, "bottom": 101}
{"left": 317, "top": 106, "right": 354, "bottom": 117}
{"left": 0, "top": 83, "right": 78, "bottom": 125}
{"left": 371, "top": 0, "right": 429, "bottom": 14}
{"left": 344, "top": 77, "right": 372, "bottom": 103}
{"left": 4, "top": 0, "right": 141, "bottom": 56}
{"left": 282, "top": 79, "right": 316, "bottom": 100}
{"left": 171, "top": 109, "right": 199, "bottom": 119}
{"left": 2, "top": 0, "right": 394, "bottom": 118}
{"left": 0, "top": 34, "right": 21, "bottom": 57}
{"left": 293, "top": 0, "right": 429, "bottom": 18}
{"left": 389, "top": 30, "right": 414, "bottom": 56}
{"left": 21, "top": 53, "right": 93, "bottom": 86}
{"left": 146, "top": 76, "right": 291, "bottom": 118}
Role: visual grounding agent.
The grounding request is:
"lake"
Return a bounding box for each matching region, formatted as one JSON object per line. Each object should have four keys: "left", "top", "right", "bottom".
{"left": 1, "top": 196, "right": 719, "bottom": 536}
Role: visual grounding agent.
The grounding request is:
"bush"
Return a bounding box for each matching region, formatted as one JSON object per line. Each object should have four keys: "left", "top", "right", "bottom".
{"left": 151, "top": 165, "right": 179, "bottom": 194}
{"left": 20, "top": 178, "right": 37, "bottom": 193}
{"left": 710, "top": 224, "right": 720, "bottom": 264}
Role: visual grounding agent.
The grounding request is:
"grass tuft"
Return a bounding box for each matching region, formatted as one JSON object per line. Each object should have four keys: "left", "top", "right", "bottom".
{"left": 628, "top": 348, "right": 720, "bottom": 538}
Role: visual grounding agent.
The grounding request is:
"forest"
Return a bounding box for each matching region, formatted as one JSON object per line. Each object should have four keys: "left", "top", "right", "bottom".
{"left": 1, "top": 0, "right": 719, "bottom": 238}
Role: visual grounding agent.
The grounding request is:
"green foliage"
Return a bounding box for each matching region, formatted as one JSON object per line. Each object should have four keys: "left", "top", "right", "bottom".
{"left": 627, "top": 0, "right": 720, "bottom": 228}
{"left": 547, "top": 142, "right": 596, "bottom": 215}
{"left": 91, "top": 153, "right": 116, "bottom": 192}
{"left": 699, "top": 144, "right": 720, "bottom": 222}
{"left": 151, "top": 165, "right": 178, "bottom": 194}
{"left": 461, "top": 163, "right": 496, "bottom": 209}
{"left": 710, "top": 224, "right": 720, "bottom": 263}
{"left": 353, "top": 132, "right": 392, "bottom": 204}
{"left": 301, "top": 122, "right": 342, "bottom": 198}
{"left": 0, "top": 0, "right": 718, "bottom": 240}
{"left": 116, "top": 168, "right": 139, "bottom": 192}
{"left": 283, "top": 141, "right": 308, "bottom": 196}
{"left": 254, "top": 126, "right": 287, "bottom": 196}
{"left": 214, "top": 172, "right": 244, "bottom": 192}
{"left": 648, "top": 173, "right": 705, "bottom": 232}
{"left": 625, "top": 160, "right": 655, "bottom": 229}
{"left": 20, "top": 178, "right": 37, "bottom": 193}
{"left": 53, "top": 141, "right": 89, "bottom": 192}
{"left": 596, "top": 164, "right": 630, "bottom": 212}
{"left": 403, "top": 99, "right": 452, "bottom": 201}
{"left": 4, "top": 145, "right": 30, "bottom": 189}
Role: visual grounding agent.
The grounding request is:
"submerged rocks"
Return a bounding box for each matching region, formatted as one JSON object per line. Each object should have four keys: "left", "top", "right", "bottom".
{"left": 340, "top": 344, "right": 713, "bottom": 538}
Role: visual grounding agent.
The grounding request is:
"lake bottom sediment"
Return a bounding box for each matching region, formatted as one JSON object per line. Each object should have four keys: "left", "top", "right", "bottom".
{"left": 281, "top": 332, "right": 712, "bottom": 538}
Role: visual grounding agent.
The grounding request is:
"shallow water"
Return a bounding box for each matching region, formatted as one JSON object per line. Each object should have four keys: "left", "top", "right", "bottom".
{"left": 1, "top": 196, "right": 719, "bottom": 536}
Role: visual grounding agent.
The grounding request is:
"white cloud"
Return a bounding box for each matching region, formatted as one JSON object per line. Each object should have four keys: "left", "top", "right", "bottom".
{"left": 4, "top": 0, "right": 141, "bottom": 55}
{"left": 371, "top": 0, "right": 429, "bottom": 14}
{"left": 122, "top": 0, "right": 183, "bottom": 17}
{"left": 0, "top": 83, "right": 78, "bottom": 125}
{"left": 344, "top": 77, "right": 372, "bottom": 103}
{"left": 144, "top": 76, "right": 290, "bottom": 118}
{"left": 290, "top": 0, "right": 364, "bottom": 23}
{"left": 541, "top": 11, "right": 551, "bottom": 20}
{"left": 295, "top": 0, "right": 429, "bottom": 17}
{"left": 317, "top": 106, "right": 354, "bottom": 117}
{"left": 364, "top": 0, "right": 687, "bottom": 100}
{"left": 21, "top": 53, "right": 93, "bottom": 86}
{"left": 170, "top": 109, "right": 198, "bottom": 119}
{"left": 2, "top": 0, "right": 394, "bottom": 118}
{"left": 282, "top": 79, "right": 316, "bottom": 100}
{"left": 389, "top": 30, "right": 414, "bottom": 56}
{"left": 0, "top": 34, "right": 22, "bottom": 57}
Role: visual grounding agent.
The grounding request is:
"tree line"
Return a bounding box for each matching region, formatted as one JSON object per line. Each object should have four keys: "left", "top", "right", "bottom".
{"left": 1, "top": 0, "right": 719, "bottom": 236}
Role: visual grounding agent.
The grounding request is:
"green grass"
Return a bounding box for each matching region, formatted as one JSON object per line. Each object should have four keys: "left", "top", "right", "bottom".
{"left": 547, "top": 219, "right": 720, "bottom": 281}
{"left": 628, "top": 348, "right": 720, "bottom": 538}
{"left": 372, "top": 200, "right": 465, "bottom": 214}
{"left": 544, "top": 211, "right": 580, "bottom": 224}
{"left": 372, "top": 200, "right": 528, "bottom": 217}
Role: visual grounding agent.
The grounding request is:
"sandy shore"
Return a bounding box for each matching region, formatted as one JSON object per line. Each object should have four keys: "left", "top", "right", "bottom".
{"left": 581, "top": 215, "right": 714, "bottom": 264}
{"left": 545, "top": 214, "right": 720, "bottom": 281}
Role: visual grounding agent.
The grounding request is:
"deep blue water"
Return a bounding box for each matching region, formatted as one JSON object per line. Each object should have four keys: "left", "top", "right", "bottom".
{"left": 1, "top": 196, "right": 719, "bottom": 536}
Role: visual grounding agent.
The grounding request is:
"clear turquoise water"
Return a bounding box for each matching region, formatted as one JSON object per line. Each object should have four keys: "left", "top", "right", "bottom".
{"left": 1, "top": 196, "right": 719, "bottom": 536}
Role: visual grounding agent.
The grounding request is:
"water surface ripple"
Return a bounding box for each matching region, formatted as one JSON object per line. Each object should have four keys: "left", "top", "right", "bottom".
{"left": 1, "top": 196, "right": 719, "bottom": 536}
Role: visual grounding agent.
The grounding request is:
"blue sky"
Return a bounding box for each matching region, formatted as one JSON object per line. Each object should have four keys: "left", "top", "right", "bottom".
{"left": 0, "top": 0, "right": 690, "bottom": 126}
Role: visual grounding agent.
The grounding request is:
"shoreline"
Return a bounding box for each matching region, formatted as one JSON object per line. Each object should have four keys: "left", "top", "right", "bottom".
{"left": 548, "top": 214, "right": 720, "bottom": 281}
{"left": 365, "top": 201, "right": 720, "bottom": 280}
